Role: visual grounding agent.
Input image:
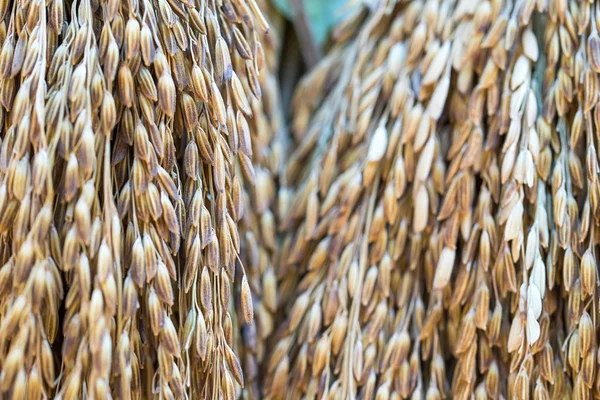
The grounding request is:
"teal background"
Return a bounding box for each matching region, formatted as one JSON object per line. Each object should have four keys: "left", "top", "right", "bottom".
{"left": 271, "top": 0, "right": 354, "bottom": 45}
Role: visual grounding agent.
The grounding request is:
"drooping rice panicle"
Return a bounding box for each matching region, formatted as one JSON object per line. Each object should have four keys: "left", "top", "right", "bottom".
{"left": 233, "top": 1, "right": 288, "bottom": 398}
{"left": 53, "top": 0, "right": 122, "bottom": 398}
{"left": 0, "top": 0, "right": 63, "bottom": 397}
{"left": 171, "top": 1, "right": 270, "bottom": 398}
{"left": 262, "top": 1, "right": 600, "bottom": 399}
{"left": 109, "top": 0, "right": 185, "bottom": 396}
{"left": 0, "top": 0, "right": 274, "bottom": 398}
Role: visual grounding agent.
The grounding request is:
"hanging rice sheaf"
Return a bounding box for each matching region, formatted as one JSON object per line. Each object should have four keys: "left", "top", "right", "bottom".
{"left": 9, "top": 0, "right": 600, "bottom": 398}
{"left": 0, "top": 0, "right": 271, "bottom": 398}
{"left": 263, "top": 0, "right": 600, "bottom": 399}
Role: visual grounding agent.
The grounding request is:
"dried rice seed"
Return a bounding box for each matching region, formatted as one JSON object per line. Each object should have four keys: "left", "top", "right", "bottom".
{"left": 260, "top": 1, "right": 595, "bottom": 400}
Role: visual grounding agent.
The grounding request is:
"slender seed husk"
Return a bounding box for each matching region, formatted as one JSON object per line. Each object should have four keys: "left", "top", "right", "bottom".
{"left": 0, "top": 0, "right": 271, "bottom": 398}
{"left": 263, "top": 1, "right": 600, "bottom": 400}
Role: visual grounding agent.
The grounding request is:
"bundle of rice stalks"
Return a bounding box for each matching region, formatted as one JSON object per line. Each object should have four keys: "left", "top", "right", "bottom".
{"left": 109, "top": 0, "right": 271, "bottom": 397}
{"left": 0, "top": 0, "right": 271, "bottom": 398}
{"left": 264, "top": 0, "right": 600, "bottom": 399}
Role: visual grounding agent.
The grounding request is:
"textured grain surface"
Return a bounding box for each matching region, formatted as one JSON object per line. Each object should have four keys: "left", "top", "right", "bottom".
{"left": 6, "top": 0, "right": 600, "bottom": 399}
{"left": 232, "top": 1, "right": 289, "bottom": 398}
{"left": 262, "top": 0, "right": 600, "bottom": 399}
{"left": 0, "top": 0, "right": 270, "bottom": 398}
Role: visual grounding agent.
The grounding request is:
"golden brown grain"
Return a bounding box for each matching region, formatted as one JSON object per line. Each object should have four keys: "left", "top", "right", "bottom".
{"left": 0, "top": 0, "right": 272, "bottom": 398}
{"left": 262, "top": 1, "right": 600, "bottom": 400}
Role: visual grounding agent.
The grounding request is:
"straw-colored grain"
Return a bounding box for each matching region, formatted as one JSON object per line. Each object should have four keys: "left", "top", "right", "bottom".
{"left": 262, "top": 1, "right": 600, "bottom": 399}
{"left": 0, "top": 0, "right": 271, "bottom": 398}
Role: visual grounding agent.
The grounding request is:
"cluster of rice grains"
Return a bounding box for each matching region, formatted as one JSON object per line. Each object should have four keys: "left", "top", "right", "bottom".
{"left": 10, "top": 0, "right": 600, "bottom": 399}
{"left": 232, "top": 0, "right": 288, "bottom": 398}
{"left": 263, "top": 0, "right": 600, "bottom": 399}
{"left": 0, "top": 0, "right": 272, "bottom": 398}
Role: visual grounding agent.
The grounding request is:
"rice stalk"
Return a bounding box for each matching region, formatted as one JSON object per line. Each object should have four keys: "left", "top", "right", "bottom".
{"left": 53, "top": 0, "right": 123, "bottom": 398}
{"left": 262, "top": 0, "right": 600, "bottom": 399}
{"left": 171, "top": 1, "right": 271, "bottom": 398}
{"left": 109, "top": 0, "right": 186, "bottom": 396}
{"left": 233, "top": 1, "right": 288, "bottom": 398}
{"left": 0, "top": 0, "right": 272, "bottom": 398}
{"left": 0, "top": 0, "right": 63, "bottom": 398}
